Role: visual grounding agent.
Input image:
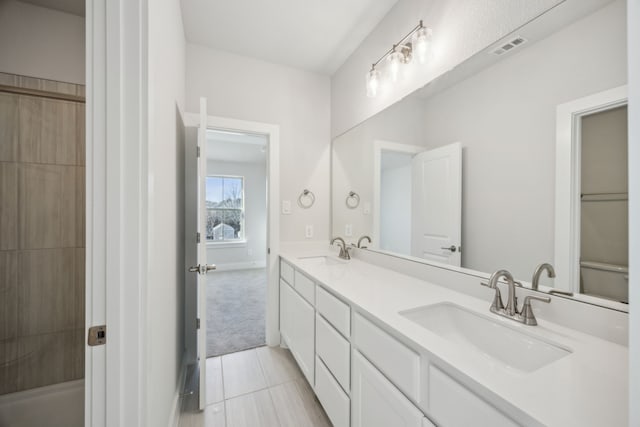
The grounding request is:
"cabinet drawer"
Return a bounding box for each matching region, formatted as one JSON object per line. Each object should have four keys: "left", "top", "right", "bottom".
{"left": 280, "top": 259, "right": 294, "bottom": 285}
{"left": 316, "top": 286, "right": 350, "bottom": 337}
{"left": 353, "top": 313, "right": 420, "bottom": 401}
{"left": 294, "top": 270, "right": 315, "bottom": 305}
{"left": 429, "top": 365, "right": 519, "bottom": 427}
{"left": 316, "top": 314, "right": 350, "bottom": 392}
{"left": 315, "top": 356, "right": 350, "bottom": 427}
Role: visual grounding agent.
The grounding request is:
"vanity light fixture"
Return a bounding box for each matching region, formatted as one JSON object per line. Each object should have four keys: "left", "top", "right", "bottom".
{"left": 366, "top": 20, "right": 432, "bottom": 98}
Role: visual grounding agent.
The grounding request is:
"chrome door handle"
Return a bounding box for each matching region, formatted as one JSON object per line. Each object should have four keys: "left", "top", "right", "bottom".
{"left": 441, "top": 245, "right": 457, "bottom": 253}
{"left": 188, "top": 264, "right": 217, "bottom": 274}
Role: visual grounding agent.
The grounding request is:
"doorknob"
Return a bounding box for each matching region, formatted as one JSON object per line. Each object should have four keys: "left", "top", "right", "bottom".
{"left": 441, "top": 245, "right": 457, "bottom": 253}
{"left": 188, "top": 264, "right": 217, "bottom": 274}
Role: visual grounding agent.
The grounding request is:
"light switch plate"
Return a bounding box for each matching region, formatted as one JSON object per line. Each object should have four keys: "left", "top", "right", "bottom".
{"left": 363, "top": 202, "right": 371, "bottom": 215}
{"left": 282, "top": 200, "right": 291, "bottom": 214}
{"left": 345, "top": 224, "right": 353, "bottom": 237}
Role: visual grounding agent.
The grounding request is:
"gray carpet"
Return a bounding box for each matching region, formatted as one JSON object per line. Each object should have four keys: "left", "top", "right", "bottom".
{"left": 206, "top": 268, "right": 266, "bottom": 357}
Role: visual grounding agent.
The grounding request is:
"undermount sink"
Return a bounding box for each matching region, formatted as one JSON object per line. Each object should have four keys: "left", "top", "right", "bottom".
{"left": 399, "top": 302, "right": 571, "bottom": 373}
{"left": 297, "top": 255, "right": 346, "bottom": 266}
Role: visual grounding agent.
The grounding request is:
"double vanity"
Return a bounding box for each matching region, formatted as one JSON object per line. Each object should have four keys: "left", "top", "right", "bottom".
{"left": 278, "top": 249, "right": 628, "bottom": 427}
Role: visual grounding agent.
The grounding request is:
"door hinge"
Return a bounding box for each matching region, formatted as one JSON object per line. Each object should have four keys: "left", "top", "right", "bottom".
{"left": 197, "top": 146, "right": 201, "bottom": 158}
{"left": 267, "top": 247, "right": 271, "bottom": 255}
{"left": 87, "top": 325, "right": 107, "bottom": 346}
{"left": 197, "top": 232, "right": 201, "bottom": 243}
{"left": 196, "top": 318, "right": 201, "bottom": 329}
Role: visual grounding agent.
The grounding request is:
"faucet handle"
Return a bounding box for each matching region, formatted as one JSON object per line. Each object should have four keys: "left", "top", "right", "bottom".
{"left": 481, "top": 282, "right": 505, "bottom": 312}
{"left": 520, "top": 295, "right": 551, "bottom": 326}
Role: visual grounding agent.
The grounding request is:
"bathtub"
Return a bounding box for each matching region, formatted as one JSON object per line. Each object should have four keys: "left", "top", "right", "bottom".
{"left": 0, "top": 380, "right": 83, "bottom": 427}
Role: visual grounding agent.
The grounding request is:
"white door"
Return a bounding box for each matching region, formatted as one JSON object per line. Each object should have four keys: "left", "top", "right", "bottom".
{"left": 197, "top": 99, "right": 215, "bottom": 410}
{"left": 411, "top": 142, "right": 462, "bottom": 266}
{"left": 185, "top": 98, "right": 216, "bottom": 409}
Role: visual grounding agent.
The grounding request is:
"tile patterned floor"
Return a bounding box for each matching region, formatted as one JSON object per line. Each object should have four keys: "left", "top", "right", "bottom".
{"left": 179, "top": 346, "right": 332, "bottom": 427}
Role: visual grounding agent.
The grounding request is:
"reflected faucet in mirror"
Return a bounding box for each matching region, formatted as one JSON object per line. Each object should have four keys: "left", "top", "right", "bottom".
{"left": 532, "top": 263, "right": 556, "bottom": 290}
{"left": 357, "top": 235, "right": 372, "bottom": 249}
{"left": 331, "top": 237, "right": 351, "bottom": 260}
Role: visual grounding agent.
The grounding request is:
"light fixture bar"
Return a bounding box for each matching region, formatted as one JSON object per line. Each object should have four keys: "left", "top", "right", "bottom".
{"left": 366, "top": 20, "right": 432, "bottom": 98}
{"left": 370, "top": 20, "right": 425, "bottom": 70}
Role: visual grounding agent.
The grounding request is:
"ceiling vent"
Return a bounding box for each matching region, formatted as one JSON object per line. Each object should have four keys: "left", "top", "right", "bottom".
{"left": 490, "top": 36, "right": 528, "bottom": 56}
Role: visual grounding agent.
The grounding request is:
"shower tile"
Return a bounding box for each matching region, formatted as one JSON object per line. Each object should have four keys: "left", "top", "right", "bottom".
{"left": 74, "top": 249, "right": 85, "bottom": 329}
{"left": 0, "top": 338, "right": 18, "bottom": 394}
{"left": 18, "top": 96, "right": 78, "bottom": 166}
{"left": 0, "top": 72, "right": 19, "bottom": 87}
{"left": 0, "top": 252, "right": 18, "bottom": 341}
{"left": 0, "top": 162, "right": 18, "bottom": 250}
{"left": 19, "top": 163, "right": 77, "bottom": 249}
{"left": 17, "top": 248, "right": 76, "bottom": 336}
{"left": 16, "top": 329, "right": 83, "bottom": 391}
{"left": 0, "top": 93, "right": 19, "bottom": 162}
{"left": 76, "top": 104, "right": 85, "bottom": 166}
{"left": 76, "top": 166, "right": 86, "bottom": 247}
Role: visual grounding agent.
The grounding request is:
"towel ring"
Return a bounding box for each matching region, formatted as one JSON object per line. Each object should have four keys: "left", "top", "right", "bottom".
{"left": 298, "top": 189, "right": 315, "bottom": 209}
{"left": 346, "top": 191, "right": 360, "bottom": 209}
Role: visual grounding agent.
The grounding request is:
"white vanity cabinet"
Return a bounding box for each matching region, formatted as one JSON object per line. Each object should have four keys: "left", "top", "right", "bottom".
{"left": 279, "top": 256, "right": 519, "bottom": 427}
{"left": 279, "top": 261, "right": 315, "bottom": 386}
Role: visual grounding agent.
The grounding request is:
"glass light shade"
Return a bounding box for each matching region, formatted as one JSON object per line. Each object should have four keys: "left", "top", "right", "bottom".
{"left": 412, "top": 27, "right": 431, "bottom": 64}
{"left": 366, "top": 68, "right": 381, "bottom": 98}
{"left": 387, "top": 50, "right": 403, "bottom": 82}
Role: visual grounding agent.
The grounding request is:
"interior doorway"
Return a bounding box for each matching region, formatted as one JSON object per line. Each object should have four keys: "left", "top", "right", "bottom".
{"left": 204, "top": 129, "right": 269, "bottom": 357}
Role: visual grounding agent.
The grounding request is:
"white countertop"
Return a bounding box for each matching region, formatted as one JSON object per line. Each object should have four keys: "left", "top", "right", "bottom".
{"left": 280, "top": 249, "right": 628, "bottom": 427}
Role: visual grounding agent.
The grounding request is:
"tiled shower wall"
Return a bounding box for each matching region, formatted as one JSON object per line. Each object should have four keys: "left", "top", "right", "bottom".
{"left": 0, "top": 72, "right": 85, "bottom": 394}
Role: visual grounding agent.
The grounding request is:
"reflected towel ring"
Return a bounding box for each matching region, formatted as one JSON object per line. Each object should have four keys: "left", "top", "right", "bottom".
{"left": 346, "top": 191, "right": 360, "bottom": 209}
{"left": 298, "top": 189, "right": 315, "bottom": 209}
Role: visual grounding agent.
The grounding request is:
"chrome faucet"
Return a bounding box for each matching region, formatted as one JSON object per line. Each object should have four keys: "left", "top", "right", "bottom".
{"left": 331, "top": 237, "right": 351, "bottom": 260}
{"left": 481, "top": 269, "right": 550, "bottom": 325}
{"left": 357, "top": 235, "right": 372, "bottom": 248}
{"left": 531, "top": 263, "right": 555, "bottom": 290}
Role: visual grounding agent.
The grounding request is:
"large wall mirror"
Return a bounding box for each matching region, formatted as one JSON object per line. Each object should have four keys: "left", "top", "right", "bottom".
{"left": 332, "top": 0, "right": 628, "bottom": 310}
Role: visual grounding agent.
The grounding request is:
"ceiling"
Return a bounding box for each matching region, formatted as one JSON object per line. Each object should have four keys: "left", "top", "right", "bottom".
{"left": 180, "top": 0, "right": 398, "bottom": 74}
{"left": 206, "top": 129, "right": 267, "bottom": 164}
{"left": 19, "top": 0, "right": 84, "bottom": 16}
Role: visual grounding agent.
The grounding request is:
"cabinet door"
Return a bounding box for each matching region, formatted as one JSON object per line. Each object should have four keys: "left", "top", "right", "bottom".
{"left": 352, "top": 351, "right": 424, "bottom": 427}
{"left": 281, "top": 281, "right": 315, "bottom": 386}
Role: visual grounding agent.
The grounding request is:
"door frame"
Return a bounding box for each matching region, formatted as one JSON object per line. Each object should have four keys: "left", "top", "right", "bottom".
{"left": 86, "top": 0, "right": 149, "bottom": 425}
{"left": 372, "top": 140, "right": 423, "bottom": 248}
{"left": 184, "top": 113, "right": 281, "bottom": 346}
{"left": 554, "top": 85, "right": 627, "bottom": 311}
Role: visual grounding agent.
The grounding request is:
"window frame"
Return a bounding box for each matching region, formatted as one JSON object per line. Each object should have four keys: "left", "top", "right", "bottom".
{"left": 205, "top": 174, "right": 246, "bottom": 245}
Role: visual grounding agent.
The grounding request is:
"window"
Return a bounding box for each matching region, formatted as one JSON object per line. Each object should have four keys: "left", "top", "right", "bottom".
{"left": 206, "top": 175, "right": 244, "bottom": 242}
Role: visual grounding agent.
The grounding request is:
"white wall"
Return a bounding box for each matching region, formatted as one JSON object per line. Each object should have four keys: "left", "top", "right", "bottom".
{"left": 146, "top": 0, "right": 187, "bottom": 425}
{"left": 0, "top": 1, "right": 84, "bottom": 84}
{"left": 628, "top": 0, "right": 639, "bottom": 423}
{"left": 380, "top": 159, "right": 412, "bottom": 254}
{"left": 207, "top": 159, "right": 267, "bottom": 269}
{"left": 186, "top": 44, "right": 331, "bottom": 242}
{"left": 419, "top": 0, "right": 626, "bottom": 280}
{"left": 330, "top": 0, "right": 562, "bottom": 138}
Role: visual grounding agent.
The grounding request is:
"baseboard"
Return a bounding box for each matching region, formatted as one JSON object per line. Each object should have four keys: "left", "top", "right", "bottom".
{"left": 169, "top": 351, "right": 188, "bottom": 427}
{"left": 212, "top": 260, "right": 267, "bottom": 271}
